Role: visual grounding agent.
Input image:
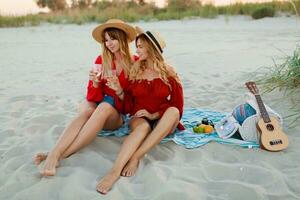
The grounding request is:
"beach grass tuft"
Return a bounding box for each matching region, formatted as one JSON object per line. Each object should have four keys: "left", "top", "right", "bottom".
{"left": 251, "top": 6, "right": 275, "bottom": 19}
{"left": 257, "top": 46, "right": 300, "bottom": 125}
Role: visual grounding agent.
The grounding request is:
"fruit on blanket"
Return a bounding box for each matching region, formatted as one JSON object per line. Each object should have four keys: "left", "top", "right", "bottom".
{"left": 193, "top": 124, "right": 208, "bottom": 133}
{"left": 192, "top": 125, "right": 203, "bottom": 133}
{"left": 193, "top": 123, "right": 214, "bottom": 134}
{"left": 204, "top": 125, "right": 214, "bottom": 133}
{"left": 198, "top": 124, "right": 206, "bottom": 133}
{"left": 193, "top": 126, "right": 199, "bottom": 133}
{"left": 193, "top": 126, "right": 202, "bottom": 133}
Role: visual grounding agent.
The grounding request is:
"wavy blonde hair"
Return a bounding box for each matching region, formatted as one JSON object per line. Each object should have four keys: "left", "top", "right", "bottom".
{"left": 129, "top": 34, "right": 181, "bottom": 88}
{"left": 101, "top": 28, "right": 133, "bottom": 77}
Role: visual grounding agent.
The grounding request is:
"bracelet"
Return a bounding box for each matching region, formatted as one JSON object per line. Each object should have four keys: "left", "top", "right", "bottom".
{"left": 116, "top": 90, "right": 124, "bottom": 96}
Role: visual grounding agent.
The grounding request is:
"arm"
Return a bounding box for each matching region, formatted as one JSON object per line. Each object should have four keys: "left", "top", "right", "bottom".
{"left": 86, "top": 80, "right": 103, "bottom": 102}
{"left": 169, "top": 77, "right": 184, "bottom": 118}
{"left": 158, "top": 77, "right": 184, "bottom": 119}
{"left": 86, "top": 56, "right": 104, "bottom": 102}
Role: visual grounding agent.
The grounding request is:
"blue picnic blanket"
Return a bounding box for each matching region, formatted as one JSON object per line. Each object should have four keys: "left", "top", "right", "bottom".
{"left": 98, "top": 108, "right": 259, "bottom": 149}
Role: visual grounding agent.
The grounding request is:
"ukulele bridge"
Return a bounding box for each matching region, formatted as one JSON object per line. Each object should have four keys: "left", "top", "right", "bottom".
{"left": 270, "top": 139, "right": 283, "bottom": 146}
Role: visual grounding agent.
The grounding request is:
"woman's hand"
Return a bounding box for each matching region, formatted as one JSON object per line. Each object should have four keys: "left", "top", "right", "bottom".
{"left": 106, "top": 76, "right": 122, "bottom": 95}
{"left": 134, "top": 109, "right": 156, "bottom": 120}
{"left": 89, "top": 69, "right": 102, "bottom": 87}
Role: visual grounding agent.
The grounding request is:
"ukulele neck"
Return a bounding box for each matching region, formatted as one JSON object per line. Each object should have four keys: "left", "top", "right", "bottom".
{"left": 255, "top": 94, "right": 271, "bottom": 123}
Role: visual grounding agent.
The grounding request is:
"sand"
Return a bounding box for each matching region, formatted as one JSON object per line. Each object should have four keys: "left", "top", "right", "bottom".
{"left": 0, "top": 16, "right": 300, "bottom": 200}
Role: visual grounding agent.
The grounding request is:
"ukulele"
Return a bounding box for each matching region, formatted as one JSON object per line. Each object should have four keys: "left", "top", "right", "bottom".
{"left": 245, "top": 81, "right": 289, "bottom": 151}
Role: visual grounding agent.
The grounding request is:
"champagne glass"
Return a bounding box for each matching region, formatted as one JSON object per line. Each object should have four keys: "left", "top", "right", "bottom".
{"left": 93, "top": 64, "right": 102, "bottom": 82}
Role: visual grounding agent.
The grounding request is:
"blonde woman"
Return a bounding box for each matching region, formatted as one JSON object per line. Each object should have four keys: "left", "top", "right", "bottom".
{"left": 97, "top": 27, "right": 184, "bottom": 194}
{"left": 34, "top": 19, "right": 137, "bottom": 177}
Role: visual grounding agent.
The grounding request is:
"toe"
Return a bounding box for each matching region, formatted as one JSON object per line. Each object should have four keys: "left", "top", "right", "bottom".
{"left": 101, "top": 190, "right": 107, "bottom": 195}
{"left": 97, "top": 185, "right": 107, "bottom": 195}
{"left": 42, "top": 169, "right": 55, "bottom": 176}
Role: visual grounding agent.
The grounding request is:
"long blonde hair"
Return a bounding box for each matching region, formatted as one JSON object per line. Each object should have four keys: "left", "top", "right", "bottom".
{"left": 129, "top": 34, "right": 181, "bottom": 88}
{"left": 101, "top": 28, "right": 133, "bottom": 77}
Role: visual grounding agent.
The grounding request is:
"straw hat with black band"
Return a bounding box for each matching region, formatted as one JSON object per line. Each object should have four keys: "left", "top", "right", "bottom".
{"left": 136, "top": 26, "right": 166, "bottom": 55}
{"left": 92, "top": 19, "right": 137, "bottom": 44}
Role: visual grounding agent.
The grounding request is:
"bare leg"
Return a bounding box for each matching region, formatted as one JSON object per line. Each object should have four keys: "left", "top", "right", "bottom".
{"left": 61, "top": 102, "right": 123, "bottom": 159}
{"left": 36, "top": 101, "right": 97, "bottom": 176}
{"left": 122, "top": 107, "right": 180, "bottom": 177}
{"left": 96, "top": 118, "right": 151, "bottom": 194}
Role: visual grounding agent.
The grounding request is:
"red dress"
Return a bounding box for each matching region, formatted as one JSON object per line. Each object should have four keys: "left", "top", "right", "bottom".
{"left": 86, "top": 55, "right": 137, "bottom": 114}
{"left": 126, "top": 77, "right": 185, "bottom": 130}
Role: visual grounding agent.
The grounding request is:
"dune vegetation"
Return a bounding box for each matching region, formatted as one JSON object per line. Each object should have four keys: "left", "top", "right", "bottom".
{"left": 0, "top": 0, "right": 299, "bottom": 27}
{"left": 257, "top": 46, "right": 300, "bottom": 125}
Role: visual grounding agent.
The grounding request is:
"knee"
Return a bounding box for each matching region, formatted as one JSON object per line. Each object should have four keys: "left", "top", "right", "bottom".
{"left": 130, "top": 118, "right": 151, "bottom": 133}
{"left": 81, "top": 108, "right": 95, "bottom": 118}
{"left": 165, "top": 107, "right": 180, "bottom": 118}
{"left": 78, "top": 105, "right": 95, "bottom": 119}
{"left": 97, "top": 102, "right": 114, "bottom": 113}
{"left": 138, "top": 122, "right": 151, "bottom": 133}
{"left": 129, "top": 124, "right": 150, "bottom": 138}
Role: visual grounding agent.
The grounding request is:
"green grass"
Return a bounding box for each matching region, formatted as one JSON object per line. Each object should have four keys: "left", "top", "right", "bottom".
{"left": 257, "top": 46, "right": 300, "bottom": 126}
{"left": 0, "top": 14, "right": 41, "bottom": 27}
{"left": 0, "top": 0, "right": 299, "bottom": 27}
{"left": 251, "top": 6, "right": 275, "bottom": 19}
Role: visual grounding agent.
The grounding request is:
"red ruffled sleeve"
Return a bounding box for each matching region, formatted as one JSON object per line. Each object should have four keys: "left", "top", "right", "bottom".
{"left": 86, "top": 56, "right": 104, "bottom": 102}
{"left": 158, "top": 78, "right": 184, "bottom": 117}
{"left": 158, "top": 77, "right": 185, "bottom": 130}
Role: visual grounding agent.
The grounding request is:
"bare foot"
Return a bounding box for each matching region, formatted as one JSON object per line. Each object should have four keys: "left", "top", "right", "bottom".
{"left": 40, "top": 152, "right": 60, "bottom": 176}
{"left": 34, "top": 152, "right": 48, "bottom": 165}
{"left": 121, "top": 158, "right": 139, "bottom": 177}
{"left": 34, "top": 152, "right": 60, "bottom": 167}
{"left": 96, "top": 170, "right": 120, "bottom": 195}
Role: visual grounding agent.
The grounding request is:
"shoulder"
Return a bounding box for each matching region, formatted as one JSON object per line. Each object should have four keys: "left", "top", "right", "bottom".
{"left": 94, "top": 55, "right": 102, "bottom": 64}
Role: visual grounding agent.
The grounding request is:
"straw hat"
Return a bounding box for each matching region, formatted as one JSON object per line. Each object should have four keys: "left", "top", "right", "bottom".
{"left": 136, "top": 26, "right": 166, "bottom": 54}
{"left": 92, "top": 19, "right": 137, "bottom": 43}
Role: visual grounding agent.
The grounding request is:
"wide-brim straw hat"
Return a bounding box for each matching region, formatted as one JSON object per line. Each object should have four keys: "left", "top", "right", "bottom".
{"left": 136, "top": 26, "right": 166, "bottom": 54}
{"left": 92, "top": 19, "right": 137, "bottom": 43}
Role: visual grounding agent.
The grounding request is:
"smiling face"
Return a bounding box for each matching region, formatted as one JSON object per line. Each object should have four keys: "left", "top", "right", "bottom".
{"left": 104, "top": 32, "right": 120, "bottom": 53}
{"left": 100, "top": 28, "right": 132, "bottom": 77}
{"left": 136, "top": 35, "right": 164, "bottom": 63}
{"left": 136, "top": 38, "right": 149, "bottom": 61}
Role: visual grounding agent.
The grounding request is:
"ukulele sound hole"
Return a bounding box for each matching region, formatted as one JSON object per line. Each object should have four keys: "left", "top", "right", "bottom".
{"left": 266, "top": 124, "right": 274, "bottom": 131}
{"left": 270, "top": 140, "right": 283, "bottom": 145}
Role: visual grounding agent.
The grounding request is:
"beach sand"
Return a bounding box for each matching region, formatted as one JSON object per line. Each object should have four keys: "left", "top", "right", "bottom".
{"left": 0, "top": 16, "right": 300, "bottom": 199}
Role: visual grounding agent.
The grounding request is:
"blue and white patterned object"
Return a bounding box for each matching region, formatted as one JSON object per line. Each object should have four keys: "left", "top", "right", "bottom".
{"left": 232, "top": 103, "right": 257, "bottom": 125}
{"left": 98, "top": 108, "right": 259, "bottom": 149}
